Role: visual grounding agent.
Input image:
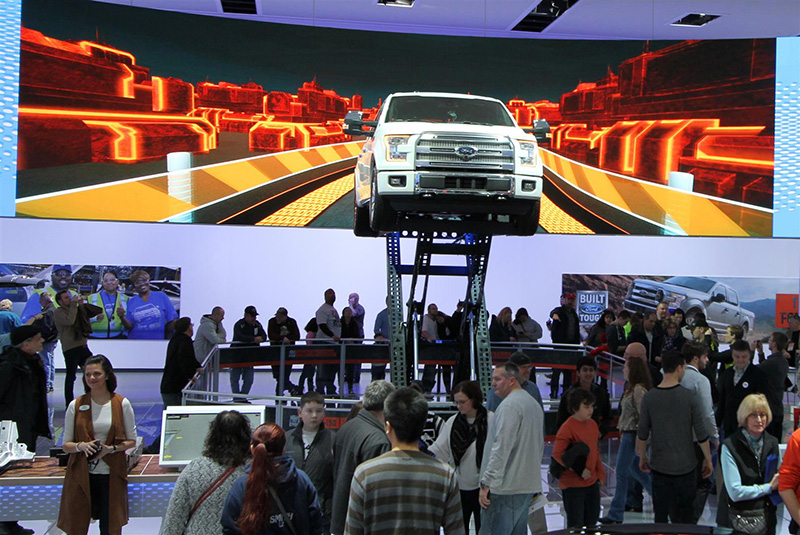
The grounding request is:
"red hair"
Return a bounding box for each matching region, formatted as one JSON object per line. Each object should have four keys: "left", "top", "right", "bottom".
{"left": 237, "top": 423, "right": 286, "bottom": 535}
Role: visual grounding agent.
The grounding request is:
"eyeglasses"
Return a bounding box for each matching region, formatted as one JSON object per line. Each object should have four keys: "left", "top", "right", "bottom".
{"left": 454, "top": 399, "right": 470, "bottom": 405}
{"left": 748, "top": 412, "right": 769, "bottom": 420}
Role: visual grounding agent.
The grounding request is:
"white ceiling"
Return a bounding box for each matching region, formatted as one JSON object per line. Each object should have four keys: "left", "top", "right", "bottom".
{"left": 94, "top": 0, "right": 800, "bottom": 40}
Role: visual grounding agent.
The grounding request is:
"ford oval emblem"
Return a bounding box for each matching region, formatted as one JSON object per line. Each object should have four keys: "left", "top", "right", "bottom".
{"left": 456, "top": 146, "right": 478, "bottom": 160}
{"left": 581, "top": 304, "right": 605, "bottom": 315}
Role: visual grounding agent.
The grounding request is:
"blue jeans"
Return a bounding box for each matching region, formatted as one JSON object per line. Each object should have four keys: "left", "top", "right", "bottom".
{"left": 229, "top": 367, "right": 254, "bottom": 394}
{"left": 41, "top": 341, "right": 57, "bottom": 390}
{"left": 480, "top": 492, "right": 533, "bottom": 535}
{"left": 607, "top": 432, "right": 653, "bottom": 521}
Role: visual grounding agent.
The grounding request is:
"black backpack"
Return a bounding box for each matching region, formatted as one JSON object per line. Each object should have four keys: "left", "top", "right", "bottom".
{"left": 33, "top": 311, "right": 58, "bottom": 343}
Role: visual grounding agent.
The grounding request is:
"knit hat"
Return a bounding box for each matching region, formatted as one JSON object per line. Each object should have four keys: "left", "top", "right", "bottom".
{"left": 10, "top": 325, "right": 40, "bottom": 346}
{"left": 509, "top": 351, "right": 530, "bottom": 366}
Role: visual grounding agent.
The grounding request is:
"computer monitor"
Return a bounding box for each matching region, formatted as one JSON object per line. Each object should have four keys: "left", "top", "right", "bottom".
{"left": 159, "top": 405, "right": 266, "bottom": 467}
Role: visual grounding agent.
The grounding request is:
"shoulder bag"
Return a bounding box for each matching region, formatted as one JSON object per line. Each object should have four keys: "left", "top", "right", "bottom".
{"left": 728, "top": 506, "right": 768, "bottom": 535}
{"left": 183, "top": 465, "right": 237, "bottom": 534}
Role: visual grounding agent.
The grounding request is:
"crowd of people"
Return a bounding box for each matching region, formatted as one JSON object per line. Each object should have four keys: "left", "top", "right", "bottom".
{"left": 4, "top": 280, "right": 800, "bottom": 535}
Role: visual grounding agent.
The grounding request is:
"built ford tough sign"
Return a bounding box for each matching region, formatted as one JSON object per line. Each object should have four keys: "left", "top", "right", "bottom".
{"left": 344, "top": 92, "right": 544, "bottom": 237}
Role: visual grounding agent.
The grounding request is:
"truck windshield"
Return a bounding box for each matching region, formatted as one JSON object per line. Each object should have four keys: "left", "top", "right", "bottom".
{"left": 663, "top": 276, "right": 716, "bottom": 293}
{"left": 385, "top": 96, "right": 515, "bottom": 127}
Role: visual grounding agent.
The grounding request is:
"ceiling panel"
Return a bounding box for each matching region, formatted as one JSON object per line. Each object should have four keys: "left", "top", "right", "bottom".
{"left": 91, "top": 0, "right": 800, "bottom": 40}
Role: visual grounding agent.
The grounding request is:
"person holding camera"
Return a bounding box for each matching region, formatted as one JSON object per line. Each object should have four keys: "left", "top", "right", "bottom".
{"left": 59, "top": 355, "right": 137, "bottom": 535}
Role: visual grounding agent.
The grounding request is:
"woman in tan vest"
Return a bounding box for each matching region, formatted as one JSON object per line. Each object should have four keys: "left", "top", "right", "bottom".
{"left": 58, "top": 355, "right": 137, "bottom": 535}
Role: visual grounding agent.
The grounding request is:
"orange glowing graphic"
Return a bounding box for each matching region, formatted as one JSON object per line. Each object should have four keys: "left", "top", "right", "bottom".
{"left": 18, "top": 27, "right": 363, "bottom": 171}
{"left": 152, "top": 76, "right": 165, "bottom": 112}
{"left": 78, "top": 41, "right": 136, "bottom": 65}
{"left": 83, "top": 121, "right": 139, "bottom": 161}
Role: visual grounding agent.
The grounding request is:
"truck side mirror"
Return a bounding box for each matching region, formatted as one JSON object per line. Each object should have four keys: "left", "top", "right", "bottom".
{"left": 343, "top": 110, "right": 376, "bottom": 137}
{"left": 712, "top": 293, "right": 725, "bottom": 303}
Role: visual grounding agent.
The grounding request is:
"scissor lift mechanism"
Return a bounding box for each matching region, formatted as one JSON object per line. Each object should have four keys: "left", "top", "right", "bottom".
{"left": 385, "top": 232, "right": 494, "bottom": 395}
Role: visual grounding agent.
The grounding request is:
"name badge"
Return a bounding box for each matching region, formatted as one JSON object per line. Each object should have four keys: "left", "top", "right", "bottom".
{"left": 79, "top": 404, "right": 91, "bottom": 411}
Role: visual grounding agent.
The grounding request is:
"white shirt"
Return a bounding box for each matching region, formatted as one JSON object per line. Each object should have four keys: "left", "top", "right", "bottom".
{"left": 64, "top": 397, "right": 137, "bottom": 474}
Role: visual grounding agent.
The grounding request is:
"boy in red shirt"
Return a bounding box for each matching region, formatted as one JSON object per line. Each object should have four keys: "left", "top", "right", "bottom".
{"left": 552, "top": 388, "right": 605, "bottom": 528}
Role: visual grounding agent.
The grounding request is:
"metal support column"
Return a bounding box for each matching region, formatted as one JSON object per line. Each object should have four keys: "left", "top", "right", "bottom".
{"left": 386, "top": 233, "right": 408, "bottom": 387}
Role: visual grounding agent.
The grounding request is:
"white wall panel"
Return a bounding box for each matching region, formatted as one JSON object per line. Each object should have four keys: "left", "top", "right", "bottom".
{"left": 1, "top": 217, "right": 797, "bottom": 368}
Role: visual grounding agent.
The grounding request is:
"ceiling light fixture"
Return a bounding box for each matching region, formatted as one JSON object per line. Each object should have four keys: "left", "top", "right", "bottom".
{"left": 671, "top": 13, "right": 721, "bottom": 27}
{"left": 377, "top": 0, "right": 415, "bottom": 7}
{"left": 512, "top": 0, "right": 581, "bottom": 33}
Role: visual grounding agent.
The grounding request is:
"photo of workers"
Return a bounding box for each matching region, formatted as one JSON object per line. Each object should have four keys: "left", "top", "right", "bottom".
{"left": 0, "top": 264, "right": 180, "bottom": 340}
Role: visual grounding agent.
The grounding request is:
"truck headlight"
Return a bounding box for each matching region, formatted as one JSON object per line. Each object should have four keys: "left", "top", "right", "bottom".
{"left": 667, "top": 292, "right": 686, "bottom": 307}
{"left": 384, "top": 135, "right": 411, "bottom": 162}
{"left": 517, "top": 140, "right": 538, "bottom": 167}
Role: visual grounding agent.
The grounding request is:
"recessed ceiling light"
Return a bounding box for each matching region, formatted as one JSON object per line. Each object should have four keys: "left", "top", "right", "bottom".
{"left": 671, "top": 13, "right": 721, "bottom": 27}
{"left": 377, "top": 0, "right": 415, "bottom": 7}
{"left": 512, "top": 0, "right": 582, "bottom": 33}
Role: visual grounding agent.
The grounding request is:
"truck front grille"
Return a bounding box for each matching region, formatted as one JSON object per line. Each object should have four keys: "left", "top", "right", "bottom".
{"left": 416, "top": 134, "right": 515, "bottom": 173}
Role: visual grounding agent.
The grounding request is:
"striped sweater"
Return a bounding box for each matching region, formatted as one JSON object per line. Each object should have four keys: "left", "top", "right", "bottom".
{"left": 344, "top": 449, "right": 465, "bottom": 535}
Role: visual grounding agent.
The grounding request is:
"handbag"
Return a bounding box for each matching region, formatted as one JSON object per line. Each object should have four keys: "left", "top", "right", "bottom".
{"left": 268, "top": 485, "right": 299, "bottom": 535}
{"left": 728, "top": 507, "right": 768, "bottom": 535}
{"left": 183, "top": 465, "right": 237, "bottom": 534}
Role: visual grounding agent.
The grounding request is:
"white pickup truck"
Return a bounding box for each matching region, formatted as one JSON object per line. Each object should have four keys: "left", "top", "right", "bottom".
{"left": 344, "top": 92, "right": 544, "bottom": 236}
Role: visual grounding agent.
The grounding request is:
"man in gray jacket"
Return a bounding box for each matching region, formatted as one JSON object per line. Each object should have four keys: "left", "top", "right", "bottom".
{"left": 479, "top": 362, "right": 545, "bottom": 535}
{"left": 679, "top": 341, "right": 719, "bottom": 523}
{"left": 193, "top": 306, "right": 226, "bottom": 361}
{"left": 331, "top": 380, "right": 395, "bottom": 535}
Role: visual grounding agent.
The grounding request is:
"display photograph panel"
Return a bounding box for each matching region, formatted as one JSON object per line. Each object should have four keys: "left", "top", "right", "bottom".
{"left": 563, "top": 273, "right": 799, "bottom": 342}
{"left": 0, "top": 263, "right": 180, "bottom": 340}
{"left": 10, "top": 0, "right": 778, "bottom": 236}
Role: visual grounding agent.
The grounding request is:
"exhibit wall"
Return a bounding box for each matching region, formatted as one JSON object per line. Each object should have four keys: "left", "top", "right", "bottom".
{"left": 0, "top": 0, "right": 798, "bottom": 237}
{"left": 1, "top": 216, "right": 797, "bottom": 369}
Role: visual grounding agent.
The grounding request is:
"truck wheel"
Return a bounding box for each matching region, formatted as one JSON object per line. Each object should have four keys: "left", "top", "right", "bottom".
{"left": 686, "top": 308, "right": 704, "bottom": 326}
{"left": 369, "top": 169, "right": 395, "bottom": 231}
{"left": 515, "top": 200, "right": 541, "bottom": 236}
{"left": 742, "top": 323, "right": 749, "bottom": 338}
{"left": 354, "top": 204, "right": 378, "bottom": 237}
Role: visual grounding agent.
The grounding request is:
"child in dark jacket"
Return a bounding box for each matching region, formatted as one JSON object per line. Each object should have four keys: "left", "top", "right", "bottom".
{"left": 284, "top": 392, "right": 335, "bottom": 534}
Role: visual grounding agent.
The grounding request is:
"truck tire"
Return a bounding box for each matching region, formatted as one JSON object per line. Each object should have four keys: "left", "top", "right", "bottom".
{"left": 515, "top": 200, "right": 541, "bottom": 236}
{"left": 686, "top": 307, "right": 705, "bottom": 326}
{"left": 369, "top": 169, "right": 396, "bottom": 231}
{"left": 354, "top": 204, "right": 378, "bottom": 237}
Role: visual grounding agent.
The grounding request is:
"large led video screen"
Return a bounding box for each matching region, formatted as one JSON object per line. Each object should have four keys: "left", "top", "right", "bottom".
{"left": 5, "top": 0, "right": 794, "bottom": 237}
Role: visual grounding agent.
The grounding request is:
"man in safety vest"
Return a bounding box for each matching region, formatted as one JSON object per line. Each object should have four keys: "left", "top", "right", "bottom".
{"left": 20, "top": 264, "right": 79, "bottom": 323}
{"left": 88, "top": 270, "right": 129, "bottom": 339}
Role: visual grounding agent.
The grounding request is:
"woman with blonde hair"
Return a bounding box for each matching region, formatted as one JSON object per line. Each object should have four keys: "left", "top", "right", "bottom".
{"left": 721, "top": 393, "right": 779, "bottom": 535}
{"left": 489, "top": 306, "right": 516, "bottom": 343}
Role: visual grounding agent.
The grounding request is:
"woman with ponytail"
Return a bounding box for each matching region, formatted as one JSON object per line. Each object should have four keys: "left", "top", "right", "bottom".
{"left": 221, "top": 423, "right": 322, "bottom": 535}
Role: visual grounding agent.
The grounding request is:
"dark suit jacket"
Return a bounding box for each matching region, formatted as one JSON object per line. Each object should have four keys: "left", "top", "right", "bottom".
{"left": 716, "top": 363, "right": 774, "bottom": 437}
{"left": 627, "top": 326, "right": 663, "bottom": 367}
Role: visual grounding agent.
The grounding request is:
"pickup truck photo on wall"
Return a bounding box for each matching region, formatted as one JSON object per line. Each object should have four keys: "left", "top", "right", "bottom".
{"left": 562, "top": 273, "right": 799, "bottom": 341}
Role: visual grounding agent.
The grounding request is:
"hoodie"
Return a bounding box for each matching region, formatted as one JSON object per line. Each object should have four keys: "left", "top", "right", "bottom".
{"left": 194, "top": 315, "right": 227, "bottom": 361}
{"left": 221, "top": 455, "right": 322, "bottom": 535}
